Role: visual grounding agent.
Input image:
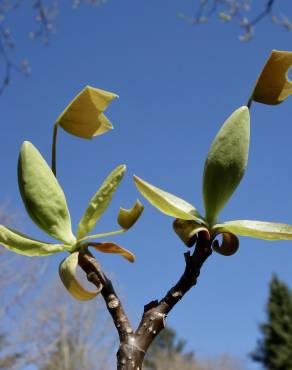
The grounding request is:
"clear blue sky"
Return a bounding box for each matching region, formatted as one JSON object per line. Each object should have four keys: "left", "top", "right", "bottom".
{"left": 1, "top": 1, "right": 292, "bottom": 368}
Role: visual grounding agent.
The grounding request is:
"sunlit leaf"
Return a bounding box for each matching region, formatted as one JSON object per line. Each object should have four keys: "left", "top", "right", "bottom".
{"left": 56, "top": 86, "right": 118, "bottom": 139}
{"left": 213, "top": 220, "right": 292, "bottom": 240}
{"left": 0, "top": 225, "right": 68, "bottom": 256}
{"left": 133, "top": 176, "right": 204, "bottom": 223}
{"left": 18, "top": 142, "right": 76, "bottom": 245}
{"left": 173, "top": 219, "right": 209, "bottom": 247}
{"left": 212, "top": 231, "right": 239, "bottom": 256}
{"left": 117, "top": 199, "right": 144, "bottom": 230}
{"left": 91, "top": 242, "right": 135, "bottom": 263}
{"left": 59, "top": 252, "right": 101, "bottom": 301}
{"left": 203, "top": 106, "right": 250, "bottom": 225}
{"left": 77, "top": 165, "right": 126, "bottom": 240}
{"left": 252, "top": 50, "right": 292, "bottom": 105}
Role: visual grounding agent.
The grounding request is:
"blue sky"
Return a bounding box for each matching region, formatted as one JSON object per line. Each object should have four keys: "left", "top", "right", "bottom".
{"left": 1, "top": 1, "right": 292, "bottom": 368}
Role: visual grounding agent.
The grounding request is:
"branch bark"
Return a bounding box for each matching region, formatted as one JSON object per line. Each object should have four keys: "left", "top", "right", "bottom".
{"left": 78, "top": 232, "right": 213, "bottom": 370}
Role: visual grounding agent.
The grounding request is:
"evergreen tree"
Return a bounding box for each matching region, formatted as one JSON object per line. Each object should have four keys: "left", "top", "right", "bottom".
{"left": 0, "top": 333, "right": 22, "bottom": 370}
{"left": 252, "top": 275, "right": 292, "bottom": 370}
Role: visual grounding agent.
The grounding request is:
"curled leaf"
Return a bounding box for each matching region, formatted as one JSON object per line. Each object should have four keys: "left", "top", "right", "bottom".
{"left": 203, "top": 106, "right": 250, "bottom": 225}
{"left": 173, "top": 219, "right": 209, "bottom": 247}
{"left": 56, "top": 86, "right": 118, "bottom": 139}
{"left": 77, "top": 165, "right": 126, "bottom": 240}
{"left": 59, "top": 252, "right": 101, "bottom": 301}
{"left": 118, "top": 199, "right": 144, "bottom": 230}
{"left": 212, "top": 232, "right": 239, "bottom": 256}
{"left": 133, "top": 176, "right": 204, "bottom": 223}
{"left": 214, "top": 220, "right": 292, "bottom": 240}
{"left": 91, "top": 242, "right": 135, "bottom": 263}
{"left": 252, "top": 50, "right": 292, "bottom": 105}
{"left": 18, "top": 141, "right": 76, "bottom": 245}
{"left": 0, "top": 225, "right": 68, "bottom": 256}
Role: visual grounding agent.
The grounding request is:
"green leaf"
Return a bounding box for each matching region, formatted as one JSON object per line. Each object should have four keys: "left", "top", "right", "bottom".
{"left": 173, "top": 219, "right": 209, "bottom": 247}
{"left": 212, "top": 231, "right": 239, "bottom": 256}
{"left": 117, "top": 199, "right": 144, "bottom": 230}
{"left": 56, "top": 86, "right": 118, "bottom": 139}
{"left": 77, "top": 165, "right": 126, "bottom": 240}
{"left": 0, "top": 225, "right": 68, "bottom": 256}
{"left": 213, "top": 220, "right": 292, "bottom": 240}
{"left": 202, "top": 106, "right": 250, "bottom": 225}
{"left": 90, "top": 242, "right": 135, "bottom": 263}
{"left": 133, "top": 176, "right": 204, "bottom": 223}
{"left": 18, "top": 142, "right": 76, "bottom": 245}
{"left": 59, "top": 252, "right": 101, "bottom": 301}
{"left": 252, "top": 50, "right": 292, "bottom": 105}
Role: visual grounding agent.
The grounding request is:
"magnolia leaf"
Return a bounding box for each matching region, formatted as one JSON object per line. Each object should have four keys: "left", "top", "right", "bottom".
{"left": 133, "top": 176, "right": 204, "bottom": 223}
{"left": 252, "top": 50, "right": 292, "bottom": 105}
{"left": 91, "top": 242, "right": 135, "bottom": 263}
{"left": 203, "top": 106, "right": 250, "bottom": 225}
{"left": 173, "top": 219, "right": 209, "bottom": 247}
{"left": 56, "top": 86, "right": 118, "bottom": 139}
{"left": 0, "top": 225, "right": 68, "bottom": 256}
{"left": 214, "top": 220, "right": 292, "bottom": 240}
{"left": 117, "top": 199, "right": 144, "bottom": 230}
{"left": 77, "top": 165, "right": 126, "bottom": 240}
{"left": 212, "top": 232, "right": 239, "bottom": 256}
{"left": 59, "top": 252, "right": 101, "bottom": 301}
{"left": 18, "top": 142, "right": 76, "bottom": 245}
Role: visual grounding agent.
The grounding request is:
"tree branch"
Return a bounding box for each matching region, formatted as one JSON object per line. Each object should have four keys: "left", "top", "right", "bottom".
{"left": 78, "top": 232, "right": 212, "bottom": 369}
{"left": 78, "top": 249, "right": 133, "bottom": 343}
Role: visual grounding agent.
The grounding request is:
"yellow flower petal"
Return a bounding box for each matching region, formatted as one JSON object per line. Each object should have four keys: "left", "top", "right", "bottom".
{"left": 252, "top": 50, "right": 292, "bottom": 105}
{"left": 117, "top": 199, "right": 144, "bottom": 230}
{"left": 59, "top": 252, "right": 101, "bottom": 301}
{"left": 212, "top": 232, "right": 239, "bottom": 256}
{"left": 91, "top": 242, "right": 135, "bottom": 263}
{"left": 56, "top": 86, "right": 118, "bottom": 139}
{"left": 173, "top": 219, "right": 210, "bottom": 247}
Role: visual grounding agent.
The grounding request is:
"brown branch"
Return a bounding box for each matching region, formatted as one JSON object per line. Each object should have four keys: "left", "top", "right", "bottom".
{"left": 78, "top": 232, "right": 212, "bottom": 369}
{"left": 78, "top": 249, "right": 133, "bottom": 344}
{"left": 132, "top": 232, "right": 212, "bottom": 356}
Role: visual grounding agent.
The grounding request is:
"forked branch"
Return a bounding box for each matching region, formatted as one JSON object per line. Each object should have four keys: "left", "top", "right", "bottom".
{"left": 78, "top": 232, "right": 212, "bottom": 369}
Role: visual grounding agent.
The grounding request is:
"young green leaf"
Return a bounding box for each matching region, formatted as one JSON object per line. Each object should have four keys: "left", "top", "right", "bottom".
{"left": 173, "top": 219, "right": 209, "bottom": 247}
{"left": 18, "top": 142, "right": 76, "bottom": 245}
{"left": 0, "top": 225, "right": 68, "bottom": 256}
{"left": 133, "top": 176, "right": 204, "bottom": 223}
{"left": 55, "top": 86, "right": 118, "bottom": 139}
{"left": 59, "top": 252, "right": 101, "bottom": 301}
{"left": 117, "top": 199, "right": 144, "bottom": 230}
{"left": 203, "top": 106, "right": 250, "bottom": 225}
{"left": 90, "top": 242, "right": 135, "bottom": 263}
{"left": 76, "top": 165, "right": 126, "bottom": 240}
{"left": 252, "top": 50, "right": 292, "bottom": 105}
{"left": 213, "top": 220, "right": 292, "bottom": 240}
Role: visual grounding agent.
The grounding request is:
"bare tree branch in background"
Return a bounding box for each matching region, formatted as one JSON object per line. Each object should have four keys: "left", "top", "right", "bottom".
{"left": 179, "top": 0, "right": 291, "bottom": 41}
{"left": 0, "top": 205, "right": 113, "bottom": 370}
{"left": 0, "top": 205, "right": 40, "bottom": 370}
{"left": 15, "top": 279, "right": 115, "bottom": 370}
{"left": 0, "top": 203, "right": 40, "bottom": 318}
{"left": 144, "top": 350, "right": 246, "bottom": 370}
{"left": 0, "top": 0, "right": 106, "bottom": 96}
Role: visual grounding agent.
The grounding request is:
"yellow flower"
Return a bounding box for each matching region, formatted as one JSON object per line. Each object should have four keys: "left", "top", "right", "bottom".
{"left": 56, "top": 85, "right": 118, "bottom": 139}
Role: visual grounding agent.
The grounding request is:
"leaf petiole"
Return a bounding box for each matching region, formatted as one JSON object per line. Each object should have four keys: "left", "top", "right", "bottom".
{"left": 51, "top": 122, "right": 59, "bottom": 176}
{"left": 78, "top": 228, "right": 126, "bottom": 242}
